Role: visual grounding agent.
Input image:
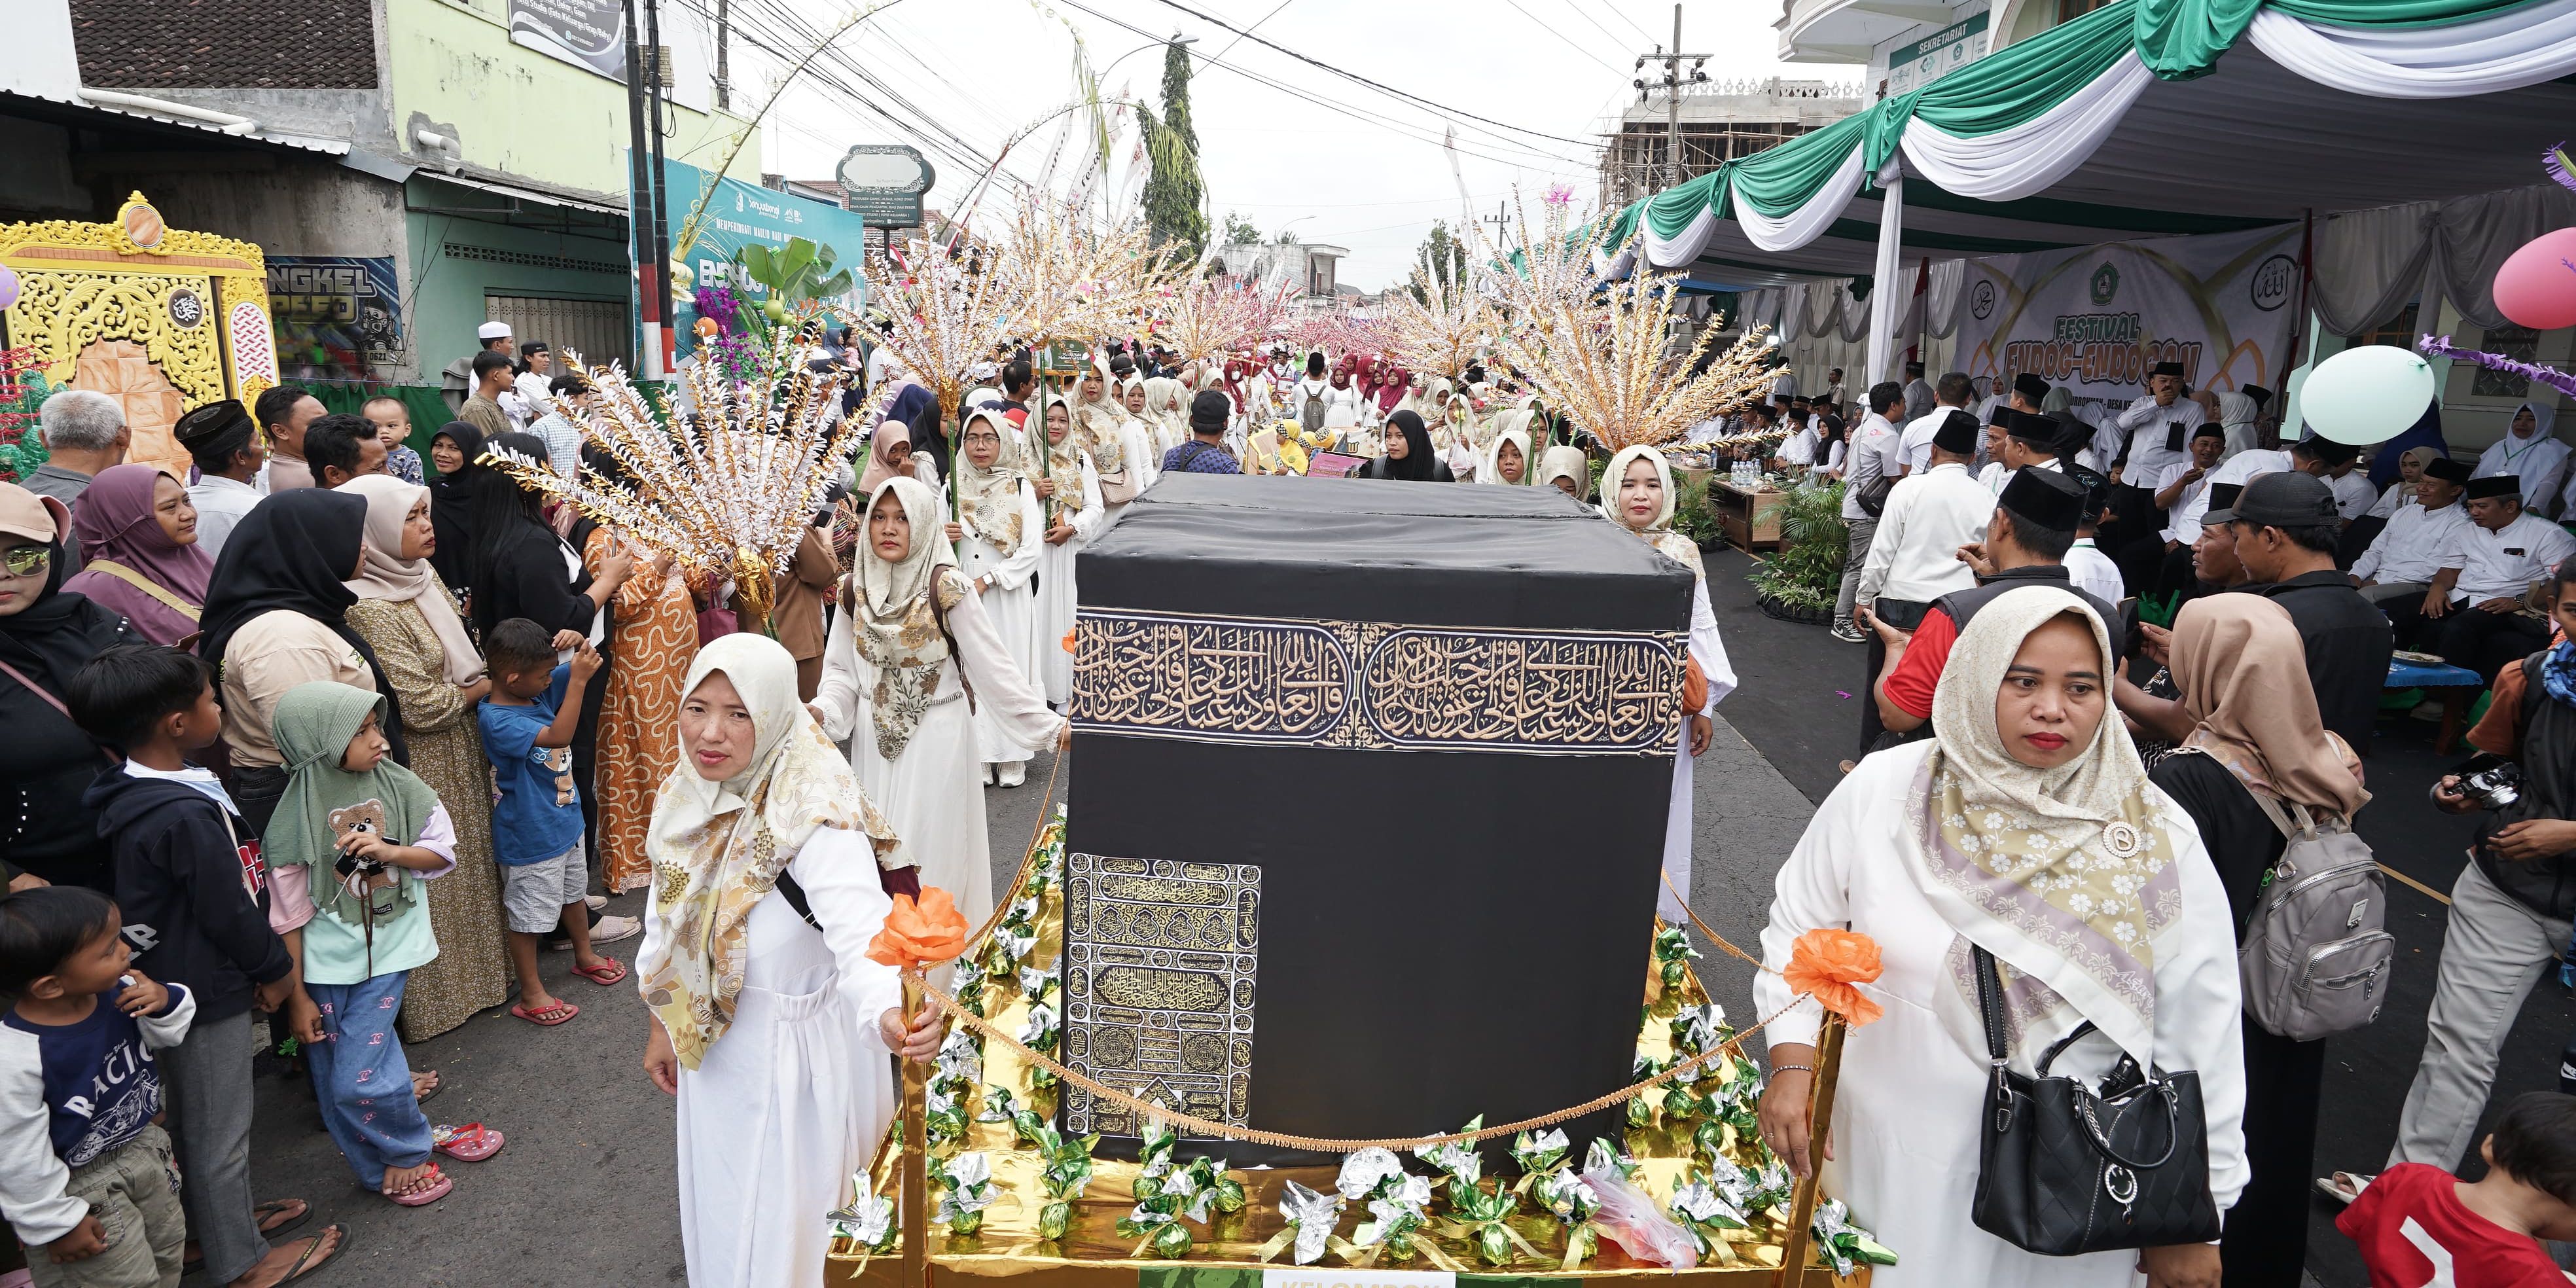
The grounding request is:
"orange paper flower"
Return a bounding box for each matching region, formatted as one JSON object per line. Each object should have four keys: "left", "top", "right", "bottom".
{"left": 1062, "top": 628, "right": 1077, "bottom": 655}
{"left": 866, "top": 887, "right": 971, "bottom": 969}
{"left": 1783, "top": 928, "right": 1885, "bottom": 1026}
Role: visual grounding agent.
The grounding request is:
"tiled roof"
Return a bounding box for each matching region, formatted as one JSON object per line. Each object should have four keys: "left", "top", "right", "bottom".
{"left": 70, "top": 0, "right": 378, "bottom": 89}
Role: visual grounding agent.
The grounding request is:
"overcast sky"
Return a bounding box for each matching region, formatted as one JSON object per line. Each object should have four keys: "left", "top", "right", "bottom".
{"left": 697, "top": 0, "right": 1847, "bottom": 289}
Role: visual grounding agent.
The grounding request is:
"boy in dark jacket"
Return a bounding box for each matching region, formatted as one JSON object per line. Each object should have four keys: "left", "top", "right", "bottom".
{"left": 70, "top": 645, "right": 340, "bottom": 1287}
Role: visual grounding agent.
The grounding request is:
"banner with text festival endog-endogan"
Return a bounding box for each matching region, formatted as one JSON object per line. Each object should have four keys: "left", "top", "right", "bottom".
{"left": 1952, "top": 225, "right": 2301, "bottom": 407}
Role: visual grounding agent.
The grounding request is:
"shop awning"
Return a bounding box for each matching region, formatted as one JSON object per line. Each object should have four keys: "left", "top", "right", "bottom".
{"left": 1596, "top": 0, "right": 2576, "bottom": 317}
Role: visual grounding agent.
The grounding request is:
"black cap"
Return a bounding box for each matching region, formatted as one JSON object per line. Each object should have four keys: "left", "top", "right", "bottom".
{"left": 2192, "top": 421, "right": 2225, "bottom": 442}
{"left": 2465, "top": 474, "right": 2523, "bottom": 501}
{"left": 2294, "top": 436, "right": 2361, "bottom": 466}
{"left": 2004, "top": 408, "right": 2059, "bottom": 445}
{"left": 2241, "top": 384, "right": 2272, "bottom": 410}
{"left": 2150, "top": 361, "right": 2185, "bottom": 378}
{"left": 2204, "top": 482, "right": 2244, "bottom": 515}
{"left": 2012, "top": 372, "right": 2050, "bottom": 403}
{"left": 2208, "top": 471, "right": 2338, "bottom": 527}
{"left": 1999, "top": 466, "right": 2084, "bottom": 535}
{"left": 2424, "top": 456, "right": 2471, "bottom": 485}
{"left": 1190, "top": 390, "right": 1232, "bottom": 432}
{"left": 174, "top": 399, "right": 255, "bottom": 446}
{"left": 1905, "top": 361, "right": 1925, "bottom": 375}
{"left": 1931, "top": 409, "right": 1980, "bottom": 456}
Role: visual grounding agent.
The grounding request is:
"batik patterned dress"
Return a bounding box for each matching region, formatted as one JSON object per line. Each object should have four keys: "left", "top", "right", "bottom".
{"left": 585, "top": 529, "right": 702, "bottom": 892}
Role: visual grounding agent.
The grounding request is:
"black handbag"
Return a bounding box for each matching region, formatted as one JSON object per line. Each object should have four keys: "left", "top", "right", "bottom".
{"left": 1969, "top": 945, "right": 2221, "bottom": 1255}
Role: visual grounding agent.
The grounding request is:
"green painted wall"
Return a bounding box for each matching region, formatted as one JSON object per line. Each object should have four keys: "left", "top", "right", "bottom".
{"left": 404, "top": 192, "right": 635, "bottom": 385}
{"left": 384, "top": 0, "right": 763, "bottom": 202}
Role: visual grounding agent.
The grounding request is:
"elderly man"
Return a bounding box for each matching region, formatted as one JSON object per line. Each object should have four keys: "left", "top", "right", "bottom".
{"left": 2422, "top": 475, "right": 2576, "bottom": 681}
{"left": 24, "top": 389, "right": 128, "bottom": 507}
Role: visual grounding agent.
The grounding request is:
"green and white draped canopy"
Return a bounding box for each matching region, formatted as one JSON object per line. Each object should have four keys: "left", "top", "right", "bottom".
{"left": 1595, "top": 0, "right": 2576, "bottom": 289}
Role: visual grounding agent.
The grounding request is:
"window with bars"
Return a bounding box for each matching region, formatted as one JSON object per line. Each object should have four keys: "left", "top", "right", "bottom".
{"left": 2471, "top": 325, "right": 2539, "bottom": 399}
{"left": 483, "top": 295, "right": 634, "bottom": 371}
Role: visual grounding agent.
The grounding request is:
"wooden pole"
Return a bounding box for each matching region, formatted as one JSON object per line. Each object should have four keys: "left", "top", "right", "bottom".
{"left": 901, "top": 970, "right": 929, "bottom": 1288}
{"left": 1772, "top": 1014, "right": 1848, "bottom": 1288}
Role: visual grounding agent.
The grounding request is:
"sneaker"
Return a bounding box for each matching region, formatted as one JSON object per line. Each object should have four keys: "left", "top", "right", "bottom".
{"left": 997, "top": 763, "right": 1027, "bottom": 789}
{"left": 1829, "top": 618, "right": 1865, "bottom": 643}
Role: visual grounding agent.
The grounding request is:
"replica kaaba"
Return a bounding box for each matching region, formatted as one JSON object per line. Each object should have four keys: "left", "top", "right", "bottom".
{"left": 837, "top": 476, "right": 1887, "bottom": 1285}
{"left": 1064, "top": 475, "right": 1689, "bottom": 1165}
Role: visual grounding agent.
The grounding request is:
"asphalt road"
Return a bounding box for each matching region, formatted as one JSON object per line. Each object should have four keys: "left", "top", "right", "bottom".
{"left": 213, "top": 549, "right": 2569, "bottom": 1287}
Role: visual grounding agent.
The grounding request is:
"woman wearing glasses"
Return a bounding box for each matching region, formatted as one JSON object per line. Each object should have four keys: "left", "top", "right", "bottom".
{"left": 0, "top": 482, "right": 138, "bottom": 890}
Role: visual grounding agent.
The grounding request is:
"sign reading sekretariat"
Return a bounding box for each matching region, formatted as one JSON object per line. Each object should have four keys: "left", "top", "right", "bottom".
{"left": 509, "top": 0, "right": 626, "bottom": 81}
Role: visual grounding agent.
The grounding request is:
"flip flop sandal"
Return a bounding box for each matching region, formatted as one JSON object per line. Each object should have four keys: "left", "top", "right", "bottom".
{"left": 184, "top": 1197, "right": 311, "bottom": 1269}
{"left": 386, "top": 1164, "right": 452, "bottom": 1207}
{"left": 2315, "top": 1172, "right": 2374, "bottom": 1206}
{"left": 414, "top": 1071, "right": 441, "bottom": 1104}
{"left": 275, "top": 1224, "right": 350, "bottom": 1282}
{"left": 432, "top": 1122, "right": 505, "bottom": 1162}
{"left": 510, "top": 1000, "right": 579, "bottom": 1026}
{"left": 571, "top": 957, "right": 628, "bottom": 986}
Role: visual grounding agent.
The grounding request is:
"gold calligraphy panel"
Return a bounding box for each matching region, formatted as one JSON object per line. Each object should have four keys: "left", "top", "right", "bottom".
{"left": 1073, "top": 608, "right": 1682, "bottom": 755}
{"left": 1062, "top": 854, "right": 1259, "bottom": 1142}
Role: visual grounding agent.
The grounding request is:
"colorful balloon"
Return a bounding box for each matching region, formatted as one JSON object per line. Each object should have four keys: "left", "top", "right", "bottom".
{"left": 2301, "top": 345, "right": 2435, "bottom": 446}
{"left": 2495, "top": 227, "right": 2576, "bottom": 331}
{"left": 0, "top": 264, "right": 16, "bottom": 311}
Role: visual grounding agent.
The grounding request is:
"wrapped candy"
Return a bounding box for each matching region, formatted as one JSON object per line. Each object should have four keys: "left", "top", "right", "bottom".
{"left": 1268, "top": 1179, "right": 1344, "bottom": 1265}
{"left": 1442, "top": 1181, "right": 1531, "bottom": 1266}
{"left": 1534, "top": 1169, "right": 1603, "bottom": 1266}
{"left": 934, "top": 1152, "right": 997, "bottom": 1235}
{"left": 1668, "top": 1002, "right": 1727, "bottom": 1058}
{"left": 935, "top": 1029, "right": 984, "bottom": 1086}
{"left": 1349, "top": 1174, "right": 1434, "bottom": 1262}
{"left": 977, "top": 1084, "right": 1019, "bottom": 1124}
{"left": 1137, "top": 1117, "right": 1177, "bottom": 1179}
{"left": 827, "top": 1172, "right": 899, "bottom": 1254}
{"left": 924, "top": 1083, "right": 968, "bottom": 1147}
{"left": 1668, "top": 1172, "right": 1749, "bottom": 1259}
{"left": 982, "top": 925, "right": 1037, "bottom": 978}
{"left": 1336, "top": 1147, "right": 1407, "bottom": 1201}
{"left": 1412, "top": 1117, "right": 1483, "bottom": 1190}
{"left": 1654, "top": 927, "right": 1701, "bottom": 990}
{"left": 1807, "top": 1198, "right": 1899, "bottom": 1275}
{"left": 1035, "top": 1126, "right": 1099, "bottom": 1241}
{"left": 1511, "top": 1128, "right": 1570, "bottom": 1178}
{"left": 1018, "top": 965, "right": 1056, "bottom": 1003}
{"left": 1180, "top": 1156, "right": 1247, "bottom": 1217}
{"left": 1583, "top": 1138, "right": 1641, "bottom": 1182}
{"left": 1115, "top": 1205, "right": 1194, "bottom": 1260}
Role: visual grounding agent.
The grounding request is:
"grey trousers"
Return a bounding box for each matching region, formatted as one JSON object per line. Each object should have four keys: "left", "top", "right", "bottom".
{"left": 2388, "top": 861, "right": 2574, "bottom": 1170}
{"left": 2359, "top": 581, "right": 2430, "bottom": 605}
{"left": 158, "top": 1007, "right": 266, "bottom": 1284}
{"left": 1834, "top": 516, "right": 1877, "bottom": 620}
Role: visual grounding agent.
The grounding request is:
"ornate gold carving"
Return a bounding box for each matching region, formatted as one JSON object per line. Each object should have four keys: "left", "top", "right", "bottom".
{"left": 1062, "top": 853, "right": 1260, "bottom": 1142}
{"left": 1072, "top": 607, "right": 1684, "bottom": 755}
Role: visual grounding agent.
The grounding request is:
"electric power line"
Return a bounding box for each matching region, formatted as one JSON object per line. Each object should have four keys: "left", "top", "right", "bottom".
{"left": 1547, "top": 0, "right": 1642, "bottom": 61}
{"left": 1597, "top": 1, "right": 1658, "bottom": 45}
{"left": 1499, "top": 0, "right": 1625, "bottom": 74}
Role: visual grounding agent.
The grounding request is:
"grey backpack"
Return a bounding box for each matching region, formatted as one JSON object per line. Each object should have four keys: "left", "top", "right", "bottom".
{"left": 1300, "top": 384, "right": 1329, "bottom": 433}
{"left": 2238, "top": 791, "right": 2393, "bottom": 1041}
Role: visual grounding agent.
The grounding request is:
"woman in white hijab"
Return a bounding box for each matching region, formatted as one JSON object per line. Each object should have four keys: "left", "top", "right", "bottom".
{"left": 815, "top": 477, "right": 1069, "bottom": 928}
{"left": 1478, "top": 418, "right": 1533, "bottom": 486}
{"left": 1141, "top": 376, "right": 1188, "bottom": 458}
{"left": 1751, "top": 586, "right": 2245, "bottom": 1288}
{"left": 1031, "top": 395, "right": 1105, "bottom": 706}
{"left": 1116, "top": 374, "right": 1161, "bottom": 493}
{"left": 1070, "top": 365, "right": 1147, "bottom": 516}
{"left": 1537, "top": 444, "right": 1589, "bottom": 501}
{"left": 940, "top": 406, "right": 1048, "bottom": 786}
{"left": 1600, "top": 445, "right": 1734, "bottom": 923}
{"left": 2214, "top": 390, "right": 2262, "bottom": 461}
{"left": 639, "top": 632, "right": 944, "bottom": 1288}
{"left": 2479, "top": 399, "right": 2569, "bottom": 519}
{"left": 1437, "top": 392, "right": 1481, "bottom": 482}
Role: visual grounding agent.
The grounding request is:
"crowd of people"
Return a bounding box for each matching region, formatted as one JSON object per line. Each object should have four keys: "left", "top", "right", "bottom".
{"left": 1, "top": 312, "right": 2572, "bottom": 1288}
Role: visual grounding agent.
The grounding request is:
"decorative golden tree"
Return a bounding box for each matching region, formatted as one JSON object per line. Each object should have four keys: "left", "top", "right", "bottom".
{"left": 859, "top": 234, "right": 1016, "bottom": 429}
{"left": 1489, "top": 192, "right": 1775, "bottom": 452}
{"left": 1150, "top": 274, "right": 1296, "bottom": 365}
{"left": 1380, "top": 251, "right": 1499, "bottom": 383}
{"left": 989, "top": 192, "right": 1172, "bottom": 357}
{"left": 480, "top": 318, "right": 864, "bottom": 625}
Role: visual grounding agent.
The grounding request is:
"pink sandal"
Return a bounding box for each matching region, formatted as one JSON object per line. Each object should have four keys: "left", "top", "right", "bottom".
{"left": 431, "top": 1122, "right": 505, "bottom": 1162}
{"left": 385, "top": 1163, "right": 452, "bottom": 1207}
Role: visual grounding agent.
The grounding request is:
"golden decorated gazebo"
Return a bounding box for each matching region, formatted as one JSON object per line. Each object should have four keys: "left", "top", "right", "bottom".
{"left": 1, "top": 192, "right": 280, "bottom": 480}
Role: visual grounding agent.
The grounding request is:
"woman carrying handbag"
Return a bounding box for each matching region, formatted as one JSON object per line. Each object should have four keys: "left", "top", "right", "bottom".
{"left": 1753, "top": 586, "right": 2247, "bottom": 1287}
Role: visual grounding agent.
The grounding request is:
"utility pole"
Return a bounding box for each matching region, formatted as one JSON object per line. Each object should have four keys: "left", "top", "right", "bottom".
{"left": 619, "top": 0, "right": 658, "bottom": 378}
{"left": 713, "top": 0, "right": 730, "bottom": 109}
{"left": 1632, "top": 5, "right": 1709, "bottom": 191}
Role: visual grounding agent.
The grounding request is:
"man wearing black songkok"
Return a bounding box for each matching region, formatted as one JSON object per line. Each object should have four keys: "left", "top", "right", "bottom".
{"left": 176, "top": 399, "right": 266, "bottom": 562}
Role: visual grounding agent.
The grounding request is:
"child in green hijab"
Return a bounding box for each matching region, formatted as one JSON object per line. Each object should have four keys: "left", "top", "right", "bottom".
{"left": 269, "top": 681, "right": 505, "bottom": 1206}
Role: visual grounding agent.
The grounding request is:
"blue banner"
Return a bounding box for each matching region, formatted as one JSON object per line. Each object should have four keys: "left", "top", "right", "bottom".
{"left": 660, "top": 157, "right": 871, "bottom": 359}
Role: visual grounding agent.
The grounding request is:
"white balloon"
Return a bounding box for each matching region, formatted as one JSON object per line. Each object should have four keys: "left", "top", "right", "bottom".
{"left": 2300, "top": 346, "right": 2434, "bottom": 446}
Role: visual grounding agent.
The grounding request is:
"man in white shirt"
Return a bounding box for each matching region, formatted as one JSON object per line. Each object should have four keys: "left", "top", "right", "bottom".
{"left": 2475, "top": 399, "right": 2569, "bottom": 520}
{"left": 1830, "top": 382, "right": 1908, "bottom": 643}
{"left": 1896, "top": 372, "right": 1975, "bottom": 475}
{"left": 1899, "top": 361, "right": 1934, "bottom": 423}
{"left": 2327, "top": 457, "right": 2379, "bottom": 524}
{"left": 2102, "top": 361, "right": 2198, "bottom": 550}
{"left": 2422, "top": 474, "right": 2576, "bottom": 681}
{"left": 2352, "top": 455, "right": 2471, "bottom": 609}
{"left": 171, "top": 399, "right": 266, "bottom": 563}
{"left": 507, "top": 341, "right": 556, "bottom": 429}
{"left": 2119, "top": 421, "right": 2226, "bottom": 598}
{"left": 1852, "top": 410, "right": 1988, "bottom": 756}
{"left": 2065, "top": 497, "right": 2126, "bottom": 607}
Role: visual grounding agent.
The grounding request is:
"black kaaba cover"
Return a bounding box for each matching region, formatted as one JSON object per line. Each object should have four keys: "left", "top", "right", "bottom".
{"left": 1065, "top": 475, "right": 1692, "bottom": 1166}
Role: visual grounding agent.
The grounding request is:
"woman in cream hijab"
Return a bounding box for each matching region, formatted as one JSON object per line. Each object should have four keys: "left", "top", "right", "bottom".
{"left": 814, "top": 476, "right": 1069, "bottom": 928}
{"left": 2215, "top": 389, "right": 2263, "bottom": 461}
{"left": 943, "top": 406, "right": 1048, "bottom": 786}
{"left": 1600, "top": 444, "right": 1734, "bottom": 923}
{"left": 1141, "top": 376, "right": 1189, "bottom": 457}
{"left": 1031, "top": 395, "right": 1105, "bottom": 706}
{"left": 1536, "top": 444, "right": 1589, "bottom": 500}
{"left": 1478, "top": 418, "right": 1533, "bottom": 486}
{"left": 1753, "top": 586, "right": 2245, "bottom": 1288}
{"left": 639, "top": 632, "right": 943, "bottom": 1288}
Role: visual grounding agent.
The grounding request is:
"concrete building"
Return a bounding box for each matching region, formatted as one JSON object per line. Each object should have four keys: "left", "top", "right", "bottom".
{"left": 1776, "top": 0, "right": 2113, "bottom": 104}
{"left": 4, "top": 0, "right": 762, "bottom": 402}
{"left": 1598, "top": 78, "right": 1862, "bottom": 208}
{"left": 1217, "top": 240, "right": 1348, "bottom": 305}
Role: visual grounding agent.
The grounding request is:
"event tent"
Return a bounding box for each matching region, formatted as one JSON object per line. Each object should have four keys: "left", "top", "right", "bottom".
{"left": 1592, "top": 0, "right": 2576, "bottom": 380}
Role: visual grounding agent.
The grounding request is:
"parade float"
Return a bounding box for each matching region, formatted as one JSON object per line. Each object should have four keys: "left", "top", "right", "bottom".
{"left": 0, "top": 192, "right": 281, "bottom": 482}
{"left": 830, "top": 474, "right": 1890, "bottom": 1288}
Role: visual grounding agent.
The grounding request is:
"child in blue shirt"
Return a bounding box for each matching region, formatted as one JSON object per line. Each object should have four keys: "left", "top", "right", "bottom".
{"left": 477, "top": 618, "right": 624, "bottom": 1027}
{"left": 0, "top": 885, "right": 194, "bottom": 1287}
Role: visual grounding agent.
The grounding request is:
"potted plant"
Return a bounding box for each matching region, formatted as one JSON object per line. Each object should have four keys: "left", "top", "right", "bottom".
{"left": 1747, "top": 480, "right": 1846, "bottom": 626}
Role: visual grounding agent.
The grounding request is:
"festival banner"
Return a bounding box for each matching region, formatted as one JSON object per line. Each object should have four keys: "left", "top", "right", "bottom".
{"left": 1952, "top": 225, "right": 2300, "bottom": 408}
{"left": 509, "top": 0, "right": 626, "bottom": 81}
{"left": 264, "top": 255, "right": 403, "bottom": 382}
